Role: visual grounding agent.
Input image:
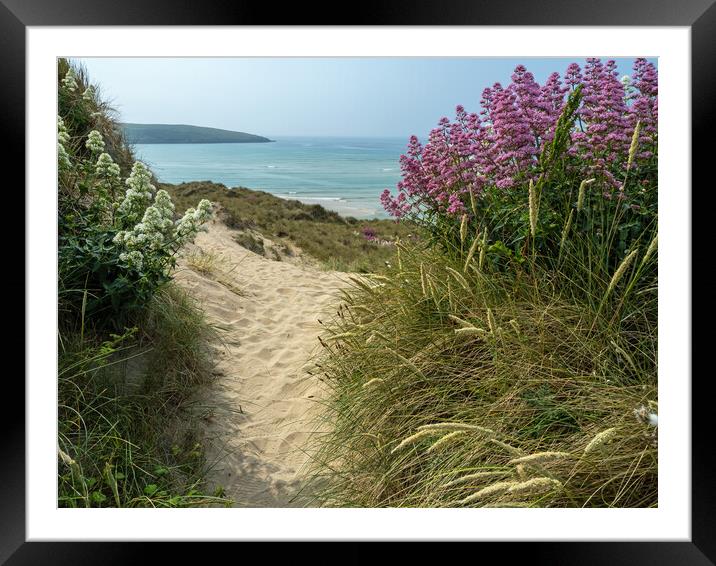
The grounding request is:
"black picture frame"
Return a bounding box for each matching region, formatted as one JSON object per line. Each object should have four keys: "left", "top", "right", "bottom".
{"left": 6, "top": 1, "right": 711, "bottom": 562}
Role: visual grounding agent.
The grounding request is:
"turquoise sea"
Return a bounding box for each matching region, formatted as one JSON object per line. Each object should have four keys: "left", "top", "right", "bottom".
{"left": 133, "top": 136, "right": 409, "bottom": 219}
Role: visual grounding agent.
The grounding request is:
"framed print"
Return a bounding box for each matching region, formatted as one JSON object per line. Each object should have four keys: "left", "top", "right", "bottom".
{"left": 5, "top": 0, "right": 712, "bottom": 562}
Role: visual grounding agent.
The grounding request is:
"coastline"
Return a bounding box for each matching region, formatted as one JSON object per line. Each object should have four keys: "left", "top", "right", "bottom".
{"left": 274, "top": 192, "right": 388, "bottom": 220}
{"left": 132, "top": 136, "right": 405, "bottom": 220}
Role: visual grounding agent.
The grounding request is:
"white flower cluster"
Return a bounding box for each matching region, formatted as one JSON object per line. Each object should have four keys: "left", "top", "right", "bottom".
{"left": 95, "top": 152, "right": 120, "bottom": 181}
{"left": 116, "top": 161, "right": 155, "bottom": 225}
{"left": 175, "top": 199, "right": 213, "bottom": 240}
{"left": 118, "top": 250, "right": 145, "bottom": 271}
{"left": 58, "top": 117, "right": 70, "bottom": 145}
{"left": 58, "top": 117, "right": 71, "bottom": 170}
{"left": 114, "top": 189, "right": 174, "bottom": 269}
{"left": 114, "top": 189, "right": 212, "bottom": 272}
{"left": 86, "top": 130, "right": 105, "bottom": 154}
{"left": 62, "top": 69, "right": 78, "bottom": 92}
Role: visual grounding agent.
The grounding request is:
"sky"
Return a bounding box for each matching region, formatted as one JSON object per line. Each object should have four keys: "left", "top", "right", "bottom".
{"left": 75, "top": 57, "right": 657, "bottom": 138}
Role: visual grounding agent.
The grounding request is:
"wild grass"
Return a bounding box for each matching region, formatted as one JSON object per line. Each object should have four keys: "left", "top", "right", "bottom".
{"left": 306, "top": 236, "right": 657, "bottom": 508}
{"left": 184, "top": 250, "right": 222, "bottom": 275}
{"left": 163, "top": 181, "right": 419, "bottom": 273}
{"left": 183, "top": 248, "right": 245, "bottom": 297}
{"left": 58, "top": 283, "right": 232, "bottom": 508}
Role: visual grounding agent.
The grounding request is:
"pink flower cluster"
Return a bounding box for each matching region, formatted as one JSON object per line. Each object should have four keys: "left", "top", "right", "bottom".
{"left": 382, "top": 58, "right": 658, "bottom": 218}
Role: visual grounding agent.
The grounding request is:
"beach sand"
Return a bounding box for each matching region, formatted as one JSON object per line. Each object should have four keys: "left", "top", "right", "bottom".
{"left": 174, "top": 215, "right": 347, "bottom": 507}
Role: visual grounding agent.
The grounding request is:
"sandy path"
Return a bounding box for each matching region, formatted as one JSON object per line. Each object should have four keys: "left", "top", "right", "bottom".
{"left": 174, "top": 217, "right": 347, "bottom": 507}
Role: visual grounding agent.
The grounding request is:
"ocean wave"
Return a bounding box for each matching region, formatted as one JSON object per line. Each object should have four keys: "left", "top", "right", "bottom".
{"left": 276, "top": 194, "right": 346, "bottom": 202}
{"left": 298, "top": 196, "right": 345, "bottom": 201}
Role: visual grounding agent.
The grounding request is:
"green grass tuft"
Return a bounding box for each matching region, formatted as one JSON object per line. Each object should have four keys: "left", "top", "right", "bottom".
{"left": 58, "top": 283, "right": 232, "bottom": 508}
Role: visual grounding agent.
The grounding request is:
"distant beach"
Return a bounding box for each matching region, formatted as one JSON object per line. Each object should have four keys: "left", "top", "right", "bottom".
{"left": 133, "top": 136, "right": 408, "bottom": 219}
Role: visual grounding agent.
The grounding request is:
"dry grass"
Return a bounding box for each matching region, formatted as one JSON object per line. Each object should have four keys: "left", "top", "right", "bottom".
{"left": 306, "top": 241, "right": 657, "bottom": 508}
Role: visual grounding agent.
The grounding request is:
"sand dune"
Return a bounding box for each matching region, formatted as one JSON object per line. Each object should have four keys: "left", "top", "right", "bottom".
{"left": 174, "top": 216, "right": 347, "bottom": 507}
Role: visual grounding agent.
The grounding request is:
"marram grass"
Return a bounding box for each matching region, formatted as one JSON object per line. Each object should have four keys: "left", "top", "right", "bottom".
{"left": 306, "top": 238, "right": 657, "bottom": 508}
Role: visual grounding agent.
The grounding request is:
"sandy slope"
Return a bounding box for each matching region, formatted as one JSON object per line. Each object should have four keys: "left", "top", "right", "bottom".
{"left": 174, "top": 216, "right": 347, "bottom": 507}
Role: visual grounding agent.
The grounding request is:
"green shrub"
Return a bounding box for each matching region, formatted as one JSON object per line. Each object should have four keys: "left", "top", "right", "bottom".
{"left": 58, "top": 65, "right": 214, "bottom": 327}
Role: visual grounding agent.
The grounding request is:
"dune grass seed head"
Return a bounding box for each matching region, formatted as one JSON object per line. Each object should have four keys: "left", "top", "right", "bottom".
{"left": 508, "top": 452, "right": 572, "bottom": 466}
{"left": 506, "top": 477, "right": 563, "bottom": 497}
{"left": 443, "top": 471, "right": 511, "bottom": 488}
{"left": 583, "top": 428, "right": 618, "bottom": 456}
{"left": 606, "top": 249, "right": 639, "bottom": 298}
{"left": 420, "top": 262, "right": 428, "bottom": 297}
{"left": 528, "top": 179, "right": 538, "bottom": 238}
{"left": 478, "top": 227, "right": 488, "bottom": 270}
{"left": 576, "top": 178, "right": 595, "bottom": 213}
{"left": 487, "top": 308, "right": 497, "bottom": 334}
{"left": 640, "top": 232, "right": 658, "bottom": 268}
{"left": 464, "top": 231, "right": 481, "bottom": 273}
{"left": 446, "top": 267, "right": 470, "bottom": 291}
{"left": 418, "top": 423, "right": 495, "bottom": 435}
{"left": 391, "top": 429, "right": 438, "bottom": 454}
{"left": 426, "top": 430, "right": 466, "bottom": 453}
{"left": 459, "top": 481, "right": 518, "bottom": 505}
{"left": 560, "top": 209, "right": 574, "bottom": 255}
{"left": 627, "top": 120, "right": 641, "bottom": 171}
{"left": 489, "top": 438, "right": 524, "bottom": 457}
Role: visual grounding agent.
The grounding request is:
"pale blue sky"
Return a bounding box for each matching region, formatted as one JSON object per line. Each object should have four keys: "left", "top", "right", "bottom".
{"left": 75, "top": 57, "right": 657, "bottom": 138}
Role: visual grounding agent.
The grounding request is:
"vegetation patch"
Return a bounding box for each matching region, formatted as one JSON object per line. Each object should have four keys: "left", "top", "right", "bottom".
{"left": 57, "top": 59, "right": 229, "bottom": 507}
{"left": 164, "top": 182, "right": 419, "bottom": 273}
{"left": 308, "top": 58, "right": 658, "bottom": 508}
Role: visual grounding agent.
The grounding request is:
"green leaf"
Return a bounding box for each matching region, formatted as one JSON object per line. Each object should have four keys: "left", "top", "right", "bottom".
{"left": 90, "top": 491, "right": 107, "bottom": 504}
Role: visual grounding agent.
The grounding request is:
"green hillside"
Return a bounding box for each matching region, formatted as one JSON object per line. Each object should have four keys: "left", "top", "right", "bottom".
{"left": 121, "top": 123, "right": 273, "bottom": 144}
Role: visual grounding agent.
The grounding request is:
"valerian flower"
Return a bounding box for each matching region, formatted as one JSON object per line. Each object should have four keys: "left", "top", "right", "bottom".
{"left": 86, "top": 130, "right": 105, "bottom": 154}
{"left": 61, "top": 69, "right": 78, "bottom": 92}
{"left": 175, "top": 199, "right": 213, "bottom": 244}
{"left": 58, "top": 143, "right": 72, "bottom": 170}
{"left": 381, "top": 59, "right": 658, "bottom": 222}
{"left": 95, "top": 152, "right": 120, "bottom": 180}
{"left": 119, "top": 250, "right": 144, "bottom": 271}
{"left": 116, "top": 161, "right": 155, "bottom": 226}
{"left": 57, "top": 117, "right": 72, "bottom": 169}
{"left": 58, "top": 117, "right": 70, "bottom": 146}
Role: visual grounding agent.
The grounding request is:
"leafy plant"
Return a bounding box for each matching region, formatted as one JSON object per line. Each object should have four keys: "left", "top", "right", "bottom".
{"left": 58, "top": 67, "right": 214, "bottom": 327}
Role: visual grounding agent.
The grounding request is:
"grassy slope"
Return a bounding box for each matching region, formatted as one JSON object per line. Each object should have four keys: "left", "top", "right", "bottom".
{"left": 59, "top": 285, "right": 229, "bottom": 508}
{"left": 122, "top": 123, "right": 273, "bottom": 144}
{"left": 163, "top": 181, "right": 419, "bottom": 272}
{"left": 307, "top": 241, "right": 657, "bottom": 508}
